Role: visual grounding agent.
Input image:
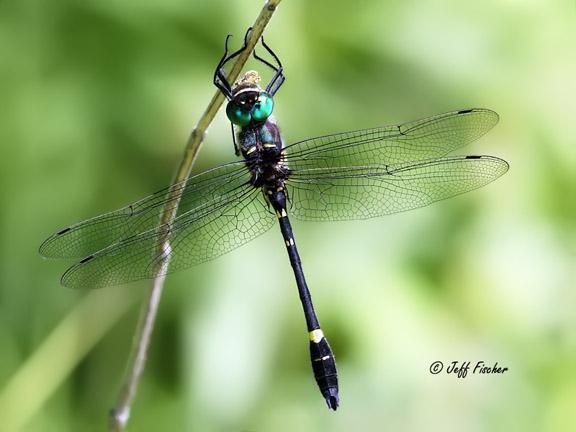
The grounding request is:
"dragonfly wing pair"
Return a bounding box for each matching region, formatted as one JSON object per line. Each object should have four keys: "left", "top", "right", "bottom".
{"left": 40, "top": 109, "right": 508, "bottom": 288}
{"left": 284, "top": 108, "right": 508, "bottom": 220}
{"left": 40, "top": 162, "right": 274, "bottom": 288}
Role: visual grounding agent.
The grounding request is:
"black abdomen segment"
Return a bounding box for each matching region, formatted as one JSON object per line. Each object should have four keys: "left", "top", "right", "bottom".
{"left": 309, "top": 329, "right": 339, "bottom": 410}
{"left": 268, "top": 189, "right": 339, "bottom": 410}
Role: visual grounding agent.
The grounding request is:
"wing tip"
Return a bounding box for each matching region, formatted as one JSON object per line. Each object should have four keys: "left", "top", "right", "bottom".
{"left": 60, "top": 263, "right": 80, "bottom": 289}
{"left": 60, "top": 256, "right": 97, "bottom": 289}
{"left": 39, "top": 235, "right": 57, "bottom": 258}
{"left": 457, "top": 107, "right": 499, "bottom": 123}
{"left": 39, "top": 226, "right": 73, "bottom": 258}
{"left": 492, "top": 155, "right": 510, "bottom": 175}
{"left": 464, "top": 154, "right": 510, "bottom": 180}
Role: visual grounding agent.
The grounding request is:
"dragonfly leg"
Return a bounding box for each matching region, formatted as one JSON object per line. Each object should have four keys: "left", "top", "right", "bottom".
{"left": 253, "top": 36, "right": 286, "bottom": 96}
{"left": 213, "top": 35, "right": 233, "bottom": 99}
{"left": 230, "top": 122, "right": 240, "bottom": 156}
{"left": 213, "top": 28, "right": 253, "bottom": 99}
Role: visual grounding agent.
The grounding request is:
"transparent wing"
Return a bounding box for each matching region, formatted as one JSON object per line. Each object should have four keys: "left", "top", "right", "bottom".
{"left": 39, "top": 162, "right": 249, "bottom": 259}
{"left": 284, "top": 109, "right": 499, "bottom": 169}
{"left": 285, "top": 155, "right": 509, "bottom": 221}
{"left": 60, "top": 187, "right": 275, "bottom": 288}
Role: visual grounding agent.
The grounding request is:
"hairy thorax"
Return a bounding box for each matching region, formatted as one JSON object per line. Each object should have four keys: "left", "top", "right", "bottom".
{"left": 237, "top": 115, "right": 289, "bottom": 190}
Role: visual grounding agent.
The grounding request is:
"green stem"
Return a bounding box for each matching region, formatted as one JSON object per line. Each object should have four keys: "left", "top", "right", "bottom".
{"left": 108, "top": 1, "right": 284, "bottom": 430}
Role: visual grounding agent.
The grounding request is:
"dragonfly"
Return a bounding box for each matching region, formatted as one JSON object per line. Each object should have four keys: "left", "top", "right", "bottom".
{"left": 40, "top": 30, "right": 509, "bottom": 410}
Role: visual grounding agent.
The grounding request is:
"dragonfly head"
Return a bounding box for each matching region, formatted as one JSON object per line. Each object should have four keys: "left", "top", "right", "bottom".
{"left": 226, "top": 71, "right": 274, "bottom": 127}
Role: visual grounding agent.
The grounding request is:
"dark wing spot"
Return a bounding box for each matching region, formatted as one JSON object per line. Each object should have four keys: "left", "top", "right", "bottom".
{"left": 465, "top": 155, "right": 482, "bottom": 159}
{"left": 57, "top": 227, "right": 71, "bottom": 235}
{"left": 458, "top": 109, "right": 474, "bottom": 114}
{"left": 79, "top": 255, "right": 95, "bottom": 264}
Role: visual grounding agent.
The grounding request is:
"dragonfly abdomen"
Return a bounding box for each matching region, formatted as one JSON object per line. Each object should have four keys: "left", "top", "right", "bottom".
{"left": 268, "top": 188, "right": 340, "bottom": 410}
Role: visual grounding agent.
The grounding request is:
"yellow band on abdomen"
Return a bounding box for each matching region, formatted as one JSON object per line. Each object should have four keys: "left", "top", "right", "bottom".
{"left": 309, "top": 329, "right": 324, "bottom": 343}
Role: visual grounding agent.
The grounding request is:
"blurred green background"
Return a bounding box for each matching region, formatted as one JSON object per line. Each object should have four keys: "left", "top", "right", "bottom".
{"left": 1, "top": 0, "right": 575, "bottom": 431}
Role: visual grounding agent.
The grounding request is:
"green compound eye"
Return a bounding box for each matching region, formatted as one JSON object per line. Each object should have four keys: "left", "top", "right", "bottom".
{"left": 251, "top": 93, "right": 274, "bottom": 122}
{"left": 226, "top": 102, "right": 251, "bottom": 126}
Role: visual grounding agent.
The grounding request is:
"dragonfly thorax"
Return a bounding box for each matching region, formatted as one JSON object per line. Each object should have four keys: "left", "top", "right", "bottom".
{"left": 239, "top": 116, "right": 288, "bottom": 189}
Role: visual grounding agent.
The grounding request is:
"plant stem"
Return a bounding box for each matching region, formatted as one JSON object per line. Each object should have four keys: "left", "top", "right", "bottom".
{"left": 108, "top": 1, "right": 283, "bottom": 430}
